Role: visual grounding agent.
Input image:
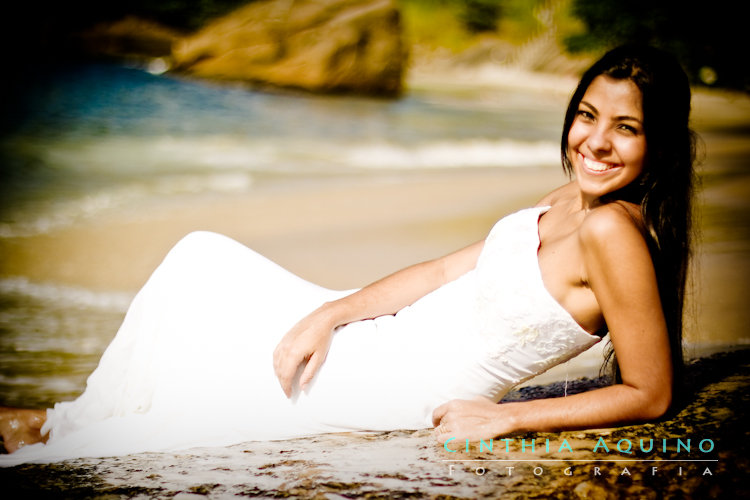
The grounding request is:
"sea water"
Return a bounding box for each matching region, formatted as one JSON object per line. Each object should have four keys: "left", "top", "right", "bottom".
{"left": 1, "top": 62, "right": 565, "bottom": 238}
{"left": 0, "top": 62, "right": 567, "bottom": 407}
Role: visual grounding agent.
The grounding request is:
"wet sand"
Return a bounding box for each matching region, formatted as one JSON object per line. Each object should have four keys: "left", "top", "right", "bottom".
{"left": 0, "top": 167, "right": 568, "bottom": 293}
{"left": 1, "top": 74, "right": 749, "bottom": 497}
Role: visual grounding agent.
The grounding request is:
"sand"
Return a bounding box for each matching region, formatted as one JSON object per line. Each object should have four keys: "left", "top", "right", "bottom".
{"left": 0, "top": 167, "right": 568, "bottom": 292}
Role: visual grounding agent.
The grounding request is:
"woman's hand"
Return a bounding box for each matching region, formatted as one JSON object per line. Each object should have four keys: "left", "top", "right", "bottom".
{"left": 273, "top": 307, "right": 336, "bottom": 398}
{"left": 432, "top": 397, "right": 516, "bottom": 443}
{"left": 272, "top": 241, "right": 485, "bottom": 399}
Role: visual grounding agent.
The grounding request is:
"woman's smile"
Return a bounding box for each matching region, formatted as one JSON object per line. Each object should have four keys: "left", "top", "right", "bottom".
{"left": 578, "top": 152, "right": 622, "bottom": 174}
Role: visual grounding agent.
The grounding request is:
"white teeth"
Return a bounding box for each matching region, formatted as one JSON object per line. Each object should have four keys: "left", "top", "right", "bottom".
{"left": 582, "top": 156, "right": 615, "bottom": 172}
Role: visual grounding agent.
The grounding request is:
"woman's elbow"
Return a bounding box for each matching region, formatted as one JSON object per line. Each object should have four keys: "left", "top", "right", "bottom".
{"left": 639, "top": 386, "right": 672, "bottom": 421}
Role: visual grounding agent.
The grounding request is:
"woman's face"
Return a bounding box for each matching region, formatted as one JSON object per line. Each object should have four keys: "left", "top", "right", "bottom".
{"left": 567, "top": 75, "right": 647, "bottom": 203}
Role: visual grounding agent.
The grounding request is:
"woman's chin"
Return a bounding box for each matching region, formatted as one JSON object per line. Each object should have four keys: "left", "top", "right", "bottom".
{"left": 575, "top": 170, "right": 642, "bottom": 202}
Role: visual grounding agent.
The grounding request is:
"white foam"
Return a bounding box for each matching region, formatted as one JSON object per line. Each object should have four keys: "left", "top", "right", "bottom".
{"left": 20, "top": 135, "right": 559, "bottom": 173}
{"left": 1, "top": 135, "right": 558, "bottom": 237}
{"left": 0, "top": 172, "right": 254, "bottom": 237}
{"left": 344, "top": 139, "right": 559, "bottom": 169}
{"left": 0, "top": 277, "right": 133, "bottom": 312}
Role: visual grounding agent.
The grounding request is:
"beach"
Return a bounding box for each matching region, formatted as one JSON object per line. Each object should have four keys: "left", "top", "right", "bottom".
{"left": 1, "top": 64, "right": 749, "bottom": 497}
{"left": 0, "top": 167, "right": 566, "bottom": 293}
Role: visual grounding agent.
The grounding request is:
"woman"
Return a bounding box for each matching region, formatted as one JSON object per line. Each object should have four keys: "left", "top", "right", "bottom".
{"left": 0, "top": 44, "right": 695, "bottom": 464}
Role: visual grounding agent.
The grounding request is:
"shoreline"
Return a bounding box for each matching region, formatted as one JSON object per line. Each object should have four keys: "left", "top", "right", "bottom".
{"left": 0, "top": 167, "right": 568, "bottom": 292}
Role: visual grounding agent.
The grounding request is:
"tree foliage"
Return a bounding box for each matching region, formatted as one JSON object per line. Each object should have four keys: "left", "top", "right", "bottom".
{"left": 460, "top": 0, "right": 502, "bottom": 33}
{"left": 566, "top": 0, "right": 749, "bottom": 90}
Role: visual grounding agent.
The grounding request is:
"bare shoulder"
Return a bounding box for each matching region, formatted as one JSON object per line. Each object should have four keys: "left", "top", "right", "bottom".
{"left": 579, "top": 202, "right": 646, "bottom": 251}
{"left": 536, "top": 181, "right": 577, "bottom": 207}
{"left": 578, "top": 203, "right": 656, "bottom": 298}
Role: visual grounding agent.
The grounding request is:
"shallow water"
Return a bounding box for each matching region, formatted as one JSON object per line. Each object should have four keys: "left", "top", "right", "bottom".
{"left": 1, "top": 62, "right": 565, "bottom": 238}
{"left": 0, "top": 278, "right": 129, "bottom": 408}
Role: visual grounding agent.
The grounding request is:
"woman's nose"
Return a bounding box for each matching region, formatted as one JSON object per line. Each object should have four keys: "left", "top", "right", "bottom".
{"left": 586, "top": 126, "right": 611, "bottom": 153}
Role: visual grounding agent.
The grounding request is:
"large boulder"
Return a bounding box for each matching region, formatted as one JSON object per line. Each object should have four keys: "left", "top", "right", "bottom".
{"left": 172, "top": 0, "right": 406, "bottom": 96}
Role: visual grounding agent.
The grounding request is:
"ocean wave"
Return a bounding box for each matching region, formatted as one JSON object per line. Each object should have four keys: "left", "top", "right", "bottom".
{"left": 0, "top": 277, "right": 133, "bottom": 312}
{"left": 0, "top": 172, "right": 254, "bottom": 238}
{"left": 343, "top": 139, "right": 559, "bottom": 169}
{"left": 9, "top": 134, "right": 560, "bottom": 173}
{"left": 1, "top": 135, "right": 559, "bottom": 236}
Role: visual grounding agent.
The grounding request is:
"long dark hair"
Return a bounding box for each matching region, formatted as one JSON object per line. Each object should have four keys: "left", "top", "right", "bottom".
{"left": 561, "top": 45, "right": 697, "bottom": 404}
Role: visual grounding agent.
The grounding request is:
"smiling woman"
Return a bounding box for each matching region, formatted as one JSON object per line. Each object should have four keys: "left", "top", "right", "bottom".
{"left": 559, "top": 44, "right": 696, "bottom": 391}
{"left": 0, "top": 45, "right": 697, "bottom": 464}
{"left": 568, "top": 76, "right": 647, "bottom": 197}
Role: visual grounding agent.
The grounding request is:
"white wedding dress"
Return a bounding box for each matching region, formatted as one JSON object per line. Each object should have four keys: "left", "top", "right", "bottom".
{"left": 2, "top": 206, "right": 600, "bottom": 465}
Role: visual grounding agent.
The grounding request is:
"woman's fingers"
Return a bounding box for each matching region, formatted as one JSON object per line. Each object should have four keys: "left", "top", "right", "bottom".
{"left": 431, "top": 401, "right": 449, "bottom": 426}
{"left": 434, "top": 421, "right": 453, "bottom": 443}
{"left": 432, "top": 398, "right": 506, "bottom": 442}
{"left": 273, "top": 350, "right": 295, "bottom": 398}
{"left": 432, "top": 399, "right": 466, "bottom": 425}
{"left": 272, "top": 307, "right": 335, "bottom": 398}
{"left": 272, "top": 339, "right": 305, "bottom": 398}
{"left": 273, "top": 330, "right": 331, "bottom": 397}
{"left": 299, "top": 351, "right": 324, "bottom": 391}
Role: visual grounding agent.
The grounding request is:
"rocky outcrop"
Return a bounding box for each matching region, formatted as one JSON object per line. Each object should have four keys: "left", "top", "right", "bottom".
{"left": 4, "top": 349, "right": 747, "bottom": 498}
{"left": 172, "top": 0, "right": 406, "bottom": 96}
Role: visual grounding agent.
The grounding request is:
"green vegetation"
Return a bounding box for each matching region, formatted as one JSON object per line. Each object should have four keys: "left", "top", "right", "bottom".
{"left": 565, "top": 0, "right": 748, "bottom": 90}
{"left": 398, "top": 1, "right": 474, "bottom": 53}
{"left": 398, "top": 0, "right": 586, "bottom": 53}
{"left": 101, "top": 0, "right": 249, "bottom": 31}
{"left": 399, "top": 0, "right": 748, "bottom": 90}
{"left": 460, "top": 0, "right": 502, "bottom": 33}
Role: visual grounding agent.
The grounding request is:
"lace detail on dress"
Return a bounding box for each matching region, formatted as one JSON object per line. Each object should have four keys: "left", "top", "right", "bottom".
{"left": 474, "top": 206, "right": 600, "bottom": 386}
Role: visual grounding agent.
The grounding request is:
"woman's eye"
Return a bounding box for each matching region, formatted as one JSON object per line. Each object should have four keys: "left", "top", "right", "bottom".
{"left": 617, "top": 124, "right": 638, "bottom": 135}
{"left": 576, "top": 110, "right": 594, "bottom": 121}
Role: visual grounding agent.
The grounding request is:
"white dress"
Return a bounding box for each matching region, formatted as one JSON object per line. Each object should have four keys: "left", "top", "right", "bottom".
{"left": 2, "top": 206, "right": 600, "bottom": 465}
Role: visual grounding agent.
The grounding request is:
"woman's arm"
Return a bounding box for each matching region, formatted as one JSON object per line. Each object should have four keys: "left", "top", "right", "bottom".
{"left": 273, "top": 239, "right": 485, "bottom": 397}
{"left": 433, "top": 206, "right": 673, "bottom": 440}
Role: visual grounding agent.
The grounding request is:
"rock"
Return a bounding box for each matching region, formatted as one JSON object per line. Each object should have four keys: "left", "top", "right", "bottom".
{"left": 3, "top": 349, "right": 748, "bottom": 498}
{"left": 573, "top": 481, "right": 615, "bottom": 499}
{"left": 171, "top": 0, "right": 406, "bottom": 96}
